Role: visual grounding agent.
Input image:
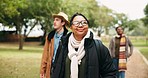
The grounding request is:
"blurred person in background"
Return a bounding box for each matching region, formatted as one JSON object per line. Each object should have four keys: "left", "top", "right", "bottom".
{"left": 109, "top": 26, "right": 133, "bottom": 78}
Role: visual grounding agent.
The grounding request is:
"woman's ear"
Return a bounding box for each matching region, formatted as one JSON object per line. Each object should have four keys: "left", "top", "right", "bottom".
{"left": 69, "top": 26, "right": 73, "bottom": 31}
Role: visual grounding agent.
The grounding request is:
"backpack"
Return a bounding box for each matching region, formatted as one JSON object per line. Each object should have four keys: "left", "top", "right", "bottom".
{"left": 94, "top": 39, "right": 103, "bottom": 61}
{"left": 94, "top": 39, "right": 103, "bottom": 77}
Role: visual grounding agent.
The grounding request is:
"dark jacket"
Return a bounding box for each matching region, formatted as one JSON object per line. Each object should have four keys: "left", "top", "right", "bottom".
{"left": 51, "top": 32, "right": 117, "bottom": 78}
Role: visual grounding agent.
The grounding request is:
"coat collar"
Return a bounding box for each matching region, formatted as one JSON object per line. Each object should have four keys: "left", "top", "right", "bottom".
{"left": 48, "top": 27, "right": 68, "bottom": 41}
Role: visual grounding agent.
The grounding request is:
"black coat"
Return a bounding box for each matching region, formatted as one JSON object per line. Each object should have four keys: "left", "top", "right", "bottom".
{"left": 51, "top": 32, "right": 117, "bottom": 78}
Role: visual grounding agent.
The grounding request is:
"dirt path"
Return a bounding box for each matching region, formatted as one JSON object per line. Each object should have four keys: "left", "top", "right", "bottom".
{"left": 126, "top": 48, "right": 148, "bottom": 78}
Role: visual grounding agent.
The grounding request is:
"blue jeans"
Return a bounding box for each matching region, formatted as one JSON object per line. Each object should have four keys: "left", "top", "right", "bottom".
{"left": 119, "top": 71, "right": 125, "bottom": 78}
{"left": 113, "top": 58, "right": 125, "bottom": 78}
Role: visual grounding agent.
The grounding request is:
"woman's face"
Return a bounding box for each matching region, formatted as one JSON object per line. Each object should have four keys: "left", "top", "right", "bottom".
{"left": 71, "top": 15, "right": 88, "bottom": 40}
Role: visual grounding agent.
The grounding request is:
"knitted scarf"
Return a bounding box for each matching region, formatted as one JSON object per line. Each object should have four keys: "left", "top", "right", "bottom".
{"left": 68, "top": 31, "right": 90, "bottom": 78}
{"left": 118, "top": 34, "right": 127, "bottom": 71}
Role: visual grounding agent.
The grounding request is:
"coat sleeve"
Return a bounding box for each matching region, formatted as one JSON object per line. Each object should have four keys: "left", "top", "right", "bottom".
{"left": 109, "top": 38, "right": 114, "bottom": 58}
{"left": 99, "top": 43, "right": 117, "bottom": 78}
{"left": 40, "top": 36, "right": 49, "bottom": 75}
{"left": 127, "top": 37, "right": 134, "bottom": 57}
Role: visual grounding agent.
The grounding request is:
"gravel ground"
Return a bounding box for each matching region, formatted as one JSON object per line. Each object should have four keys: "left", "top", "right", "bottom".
{"left": 126, "top": 48, "right": 148, "bottom": 78}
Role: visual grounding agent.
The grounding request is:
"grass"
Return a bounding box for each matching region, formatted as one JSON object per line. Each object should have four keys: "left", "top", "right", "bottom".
{"left": 132, "top": 40, "right": 148, "bottom": 47}
{"left": 0, "top": 42, "right": 43, "bottom": 78}
{"left": 139, "top": 47, "right": 148, "bottom": 60}
{"left": 131, "top": 40, "right": 148, "bottom": 60}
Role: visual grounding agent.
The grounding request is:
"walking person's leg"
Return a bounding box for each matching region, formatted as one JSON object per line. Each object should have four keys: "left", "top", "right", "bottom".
{"left": 119, "top": 71, "right": 125, "bottom": 78}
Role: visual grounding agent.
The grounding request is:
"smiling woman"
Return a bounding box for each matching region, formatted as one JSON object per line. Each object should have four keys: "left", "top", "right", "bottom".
{"left": 50, "top": 13, "right": 117, "bottom": 78}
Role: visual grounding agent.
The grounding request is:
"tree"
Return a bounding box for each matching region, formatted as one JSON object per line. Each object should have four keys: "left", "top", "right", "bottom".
{"left": 96, "top": 5, "right": 115, "bottom": 35}
{"left": 28, "top": 0, "right": 62, "bottom": 44}
{"left": 0, "top": 0, "right": 29, "bottom": 50}
{"left": 0, "top": 0, "right": 63, "bottom": 49}
{"left": 126, "top": 19, "right": 140, "bottom": 31}
{"left": 130, "top": 20, "right": 146, "bottom": 36}
{"left": 141, "top": 3, "right": 148, "bottom": 43}
{"left": 110, "top": 13, "right": 138, "bottom": 31}
{"left": 141, "top": 3, "right": 148, "bottom": 36}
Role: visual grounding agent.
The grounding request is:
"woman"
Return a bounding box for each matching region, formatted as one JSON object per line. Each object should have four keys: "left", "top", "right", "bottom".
{"left": 109, "top": 26, "right": 133, "bottom": 78}
{"left": 51, "top": 13, "right": 117, "bottom": 78}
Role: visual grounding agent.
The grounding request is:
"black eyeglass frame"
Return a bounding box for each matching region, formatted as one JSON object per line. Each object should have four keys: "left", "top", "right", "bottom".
{"left": 72, "top": 20, "right": 88, "bottom": 27}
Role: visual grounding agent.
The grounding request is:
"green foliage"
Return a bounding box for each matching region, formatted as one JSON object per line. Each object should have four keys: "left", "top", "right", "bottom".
{"left": 62, "top": 0, "right": 101, "bottom": 28}
{"left": 61, "top": 0, "right": 118, "bottom": 35}
{"left": 141, "top": 3, "right": 148, "bottom": 37}
{"left": 0, "top": 0, "right": 63, "bottom": 50}
{"left": 0, "top": 0, "right": 28, "bottom": 25}
{"left": 141, "top": 17, "right": 148, "bottom": 29}
{"left": 28, "top": 0, "right": 62, "bottom": 33}
{"left": 112, "top": 13, "right": 142, "bottom": 33}
{"left": 141, "top": 3, "right": 148, "bottom": 29}
{"left": 130, "top": 20, "right": 148, "bottom": 36}
{"left": 112, "top": 13, "right": 128, "bottom": 27}
{"left": 126, "top": 19, "right": 139, "bottom": 31}
{"left": 0, "top": 0, "right": 131, "bottom": 35}
{"left": 97, "top": 6, "right": 115, "bottom": 34}
{"left": 144, "top": 3, "right": 148, "bottom": 16}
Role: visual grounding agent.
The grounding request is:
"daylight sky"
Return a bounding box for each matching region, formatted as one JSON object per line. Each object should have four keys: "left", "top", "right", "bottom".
{"left": 97, "top": 0, "right": 148, "bottom": 20}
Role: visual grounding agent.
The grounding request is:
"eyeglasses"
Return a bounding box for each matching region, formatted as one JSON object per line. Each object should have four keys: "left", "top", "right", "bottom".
{"left": 72, "top": 20, "right": 88, "bottom": 27}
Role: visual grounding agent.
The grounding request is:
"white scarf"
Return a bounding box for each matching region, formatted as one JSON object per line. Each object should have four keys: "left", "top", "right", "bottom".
{"left": 68, "top": 31, "right": 90, "bottom": 78}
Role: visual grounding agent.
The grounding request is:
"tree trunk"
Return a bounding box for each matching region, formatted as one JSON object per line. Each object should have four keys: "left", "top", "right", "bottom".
{"left": 146, "top": 37, "right": 148, "bottom": 44}
{"left": 105, "top": 27, "right": 109, "bottom": 35}
{"left": 17, "top": 22, "right": 24, "bottom": 50}
{"left": 97, "top": 31, "right": 101, "bottom": 37}
{"left": 19, "top": 34, "right": 24, "bottom": 50}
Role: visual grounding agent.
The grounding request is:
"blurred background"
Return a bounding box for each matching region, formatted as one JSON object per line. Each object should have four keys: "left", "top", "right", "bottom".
{"left": 0, "top": 0, "right": 148, "bottom": 78}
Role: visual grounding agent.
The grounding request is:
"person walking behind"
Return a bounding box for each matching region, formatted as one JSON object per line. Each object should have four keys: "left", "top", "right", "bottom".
{"left": 109, "top": 26, "right": 133, "bottom": 78}
{"left": 40, "top": 12, "right": 69, "bottom": 78}
{"left": 51, "top": 13, "right": 117, "bottom": 78}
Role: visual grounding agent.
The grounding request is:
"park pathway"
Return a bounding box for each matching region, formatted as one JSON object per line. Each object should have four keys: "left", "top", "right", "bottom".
{"left": 126, "top": 48, "right": 148, "bottom": 78}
